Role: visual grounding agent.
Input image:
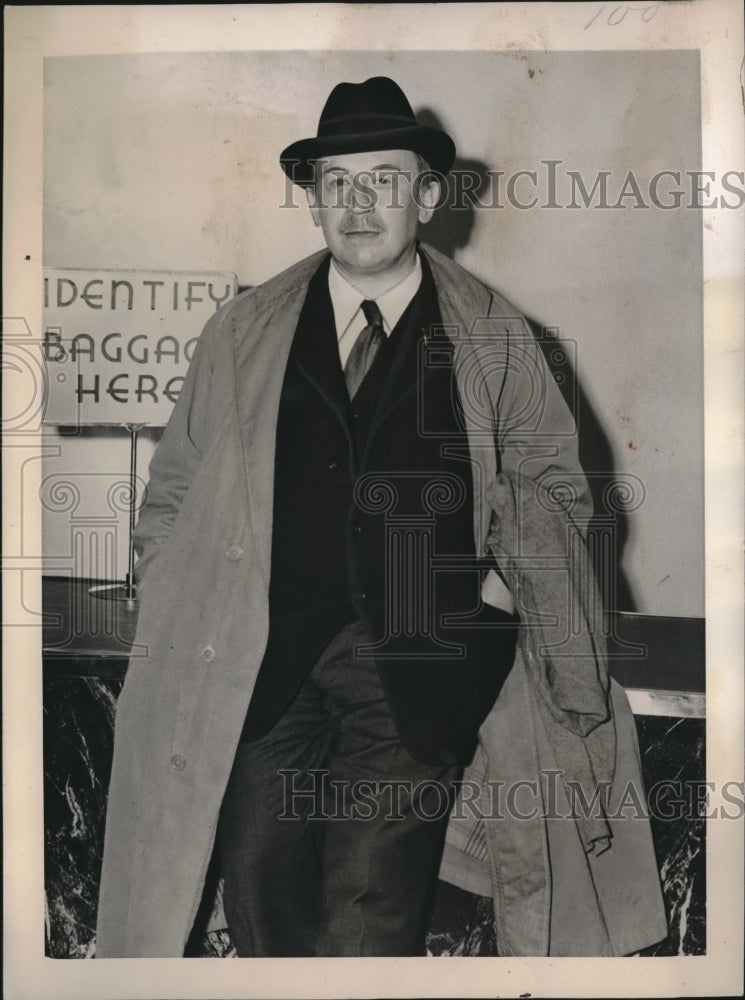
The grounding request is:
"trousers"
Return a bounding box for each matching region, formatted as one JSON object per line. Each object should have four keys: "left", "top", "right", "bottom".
{"left": 217, "top": 618, "right": 460, "bottom": 956}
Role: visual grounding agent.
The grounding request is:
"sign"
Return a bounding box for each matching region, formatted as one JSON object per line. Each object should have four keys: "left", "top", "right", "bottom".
{"left": 42, "top": 268, "right": 238, "bottom": 426}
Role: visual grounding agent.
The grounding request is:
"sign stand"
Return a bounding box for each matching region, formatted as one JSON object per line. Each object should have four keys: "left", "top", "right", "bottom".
{"left": 89, "top": 422, "right": 144, "bottom": 610}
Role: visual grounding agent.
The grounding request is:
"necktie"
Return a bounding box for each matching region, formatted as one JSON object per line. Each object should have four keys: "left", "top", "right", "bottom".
{"left": 343, "top": 299, "right": 385, "bottom": 398}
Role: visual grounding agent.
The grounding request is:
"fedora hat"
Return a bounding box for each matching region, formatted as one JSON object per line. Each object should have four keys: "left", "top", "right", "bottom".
{"left": 280, "top": 76, "right": 456, "bottom": 187}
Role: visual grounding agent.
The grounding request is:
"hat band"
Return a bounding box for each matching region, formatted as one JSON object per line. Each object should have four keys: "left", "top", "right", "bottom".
{"left": 318, "top": 111, "right": 418, "bottom": 138}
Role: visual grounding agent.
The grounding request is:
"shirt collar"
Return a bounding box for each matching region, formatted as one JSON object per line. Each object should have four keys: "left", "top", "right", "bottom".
{"left": 328, "top": 253, "right": 423, "bottom": 346}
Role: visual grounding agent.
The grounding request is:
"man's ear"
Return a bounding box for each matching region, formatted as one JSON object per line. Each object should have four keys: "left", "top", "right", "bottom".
{"left": 306, "top": 186, "right": 322, "bottom": 228}
{"left": 416, "top": 177, "right": 442, "bottom": 225}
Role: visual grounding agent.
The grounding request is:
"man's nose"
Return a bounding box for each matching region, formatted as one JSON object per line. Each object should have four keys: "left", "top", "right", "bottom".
{"left": 347, "top": 179, "right": 376, "bottom": 212}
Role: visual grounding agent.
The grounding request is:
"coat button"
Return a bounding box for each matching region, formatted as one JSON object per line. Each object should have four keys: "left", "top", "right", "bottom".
{"left": 352, "top": 524, "right": 363, "bottom": 535}
{"left": 170, "top": 754, "right": 187, "bottom": 771}
{"left": 328, "top": 460, "right": 339, "bottom": 471}
{"left": 201, "top": 644, "right": 216, "bottom": 662}
{"left": 226, "top": 545, "right": 244, "bottom": 561}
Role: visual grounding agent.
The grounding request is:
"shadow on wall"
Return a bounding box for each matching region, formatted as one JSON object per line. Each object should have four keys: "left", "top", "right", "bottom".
{"left": 413, "top": 107, "right": 636, "bottom": 613}
{"left": 526, "top": 315, "right": 637, "bottom": 614}
{"left": 415, "top": 107, "right": 484, "bottom": 258}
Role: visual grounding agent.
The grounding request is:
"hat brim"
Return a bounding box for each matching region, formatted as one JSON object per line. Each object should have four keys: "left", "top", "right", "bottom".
{"left": 280, "top": 125, "right": 455, "bottom": 187}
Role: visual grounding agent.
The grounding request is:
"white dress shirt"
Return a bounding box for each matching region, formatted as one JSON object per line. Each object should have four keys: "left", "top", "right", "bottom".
{"left": 328, "top": 254, "right": 423, "bottom": 368}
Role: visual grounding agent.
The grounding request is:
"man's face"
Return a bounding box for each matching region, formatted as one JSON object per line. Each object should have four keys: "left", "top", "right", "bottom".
{"left": 306, "top": 149, "right": 439, "bottom": 280}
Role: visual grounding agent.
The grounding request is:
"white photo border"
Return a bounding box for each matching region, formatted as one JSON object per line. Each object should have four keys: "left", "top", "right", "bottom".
{"left": 4, "top": 3, "right": 743, "bottom": 998}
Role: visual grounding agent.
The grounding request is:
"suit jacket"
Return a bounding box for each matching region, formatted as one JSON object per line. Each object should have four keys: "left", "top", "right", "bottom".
{"left": 96, "top": 243, "right": 664, "bottom": 956}
{"left": 246, "top": 250, "right": 519, "bottom": 763}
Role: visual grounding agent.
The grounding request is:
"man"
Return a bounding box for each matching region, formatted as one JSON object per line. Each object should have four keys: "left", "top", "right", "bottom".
{"left": 96, "top": 77, "right": 666, "bottom": 958}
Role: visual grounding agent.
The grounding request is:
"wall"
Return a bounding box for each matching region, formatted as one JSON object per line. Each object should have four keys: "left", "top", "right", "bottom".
{"left": 42, "top": 49, "right": 704, "bottom": 616}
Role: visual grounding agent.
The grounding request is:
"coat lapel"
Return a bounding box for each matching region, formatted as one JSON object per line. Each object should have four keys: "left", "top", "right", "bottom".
{"left": 231, "top": 251, "right": 327, "bottom": 581}
{"left": 422, "top": 246, "right": 503, "bottom": 555}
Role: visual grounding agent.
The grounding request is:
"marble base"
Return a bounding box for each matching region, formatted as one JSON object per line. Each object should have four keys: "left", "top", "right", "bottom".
{"left": 633, "top": 716, "right": 705, "bottom": 956}
{"left": 44, "top": 678, "right": 705, "bottom": 958}
{"left": 44, "top": 676, "right": 122, "bottom": 958}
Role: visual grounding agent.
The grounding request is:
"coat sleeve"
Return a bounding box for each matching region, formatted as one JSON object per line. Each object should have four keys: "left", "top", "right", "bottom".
{"left": 421, "top": 243, "right": 592, "bottom": 525}
{"left": 492, "top": 302, "right": 594, "bottom": 528}
{"left": 132, "top": 307, "right": 224, "bottom": 582}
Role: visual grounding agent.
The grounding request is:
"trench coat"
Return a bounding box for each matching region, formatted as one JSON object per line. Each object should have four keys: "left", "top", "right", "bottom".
{"left": 96, "top": 243, "right": 665, "bottom": 957}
